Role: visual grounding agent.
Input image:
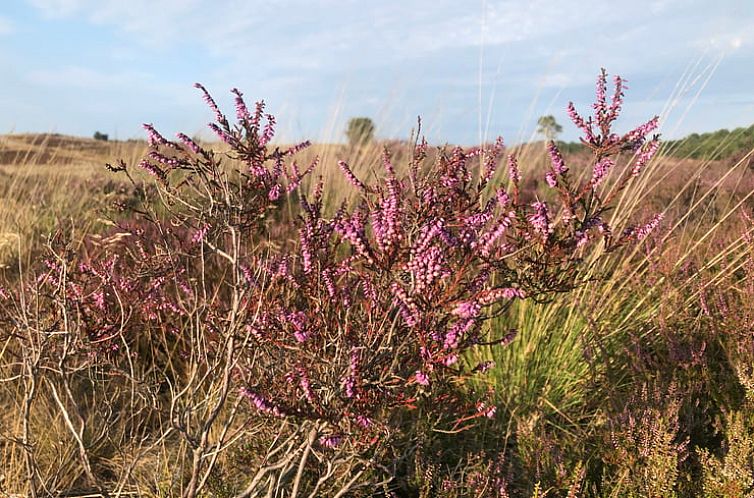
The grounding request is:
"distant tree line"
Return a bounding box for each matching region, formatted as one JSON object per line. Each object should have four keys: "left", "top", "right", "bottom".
{"left": 663, "top": 124, "right": 754, "bottom": 160}
{"left": 534, "top": 116, "right": 753, "bottom": 161}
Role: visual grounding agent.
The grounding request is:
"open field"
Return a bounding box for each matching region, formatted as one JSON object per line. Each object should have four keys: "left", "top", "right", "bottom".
{"left": 1, "top": 87, "right": 754, "bottom": 497}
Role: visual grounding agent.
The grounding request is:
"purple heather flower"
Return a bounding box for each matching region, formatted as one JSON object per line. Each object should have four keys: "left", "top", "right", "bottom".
{"left": 606, "top": 74, "right": 625, "bottom": 126}
{"left": 623, "top": 116, "right": 659, "bottom": 146}
{"left": 356, "top": 415, "right": 372, "bottom": 428}
{"left": 545, "top": 171, "right": 557, "bottom": 188}
{"left": 319, "top": 434, "right": 344, "bottom": 449}
{"left": 286, "top": 311, "right": 309, "bottom": 343}
{"left": 138, "top": 159, "right": 167, "bottom": 184}
{"left": 231, "top": 87, "right": 252, "bottom": 123}
{"left": 267, "top": 257, "right": 292, "bottom": 281}
{"left": 413, "top": 219, "right": 445, "bottom": 255}
{"left": 567, "top": 102, "right": 594, "bottom": 143}
{"left": 207, "top": 122, "right": 235, "bottom": 145}
{"left": 561, "top": 206, "right": 575, "bottom": 225}
{"left": 631, "top": 138, "right": 660, "bottom": 176}
{"left": 267, "top": 183, "right": 282, "bottom": 201}
{"left": 176, "top": 133, "right": 203, "bottom": 154}
{"left": 507, "top": 154, "right": 520, "bottom": 185}
{"left": 443, "top": 354, "right": 458, "bottom": 366}
{"left": 547, "top": 141, "right": 568, "bottom": 176}
{"left": 282, "top": 140, "right": 312, "bottom": 157}
{"left": 477, "top": 401, "right": 497, "bottom": 419}
{"left": 443, "top": 318, "right": 475, "bottom": 350}
{"left": 191, "top": 223, "right": 210, "bottom": 244}
{"left": 398, "top": 303, "right": 419, "bottom": 327}
{"left": 496, "top": 189, "right": 510, "bottom": 207}
{"left": 414, "top": 370, "right": 430, "bottom": 386}
{"left": 527, "top": 201, "right": 553, "bottom": 239}
{"left": 406, "top": 245, "right": 449, "bottom": 293}
{"left": 240, "top": 264, "right": 256, "bottom": 286}
{"left": 297, "top": 368, "right": 316, "bottom": 404}
{"left": 390, "top": 282, "right": 419, "bottom": 319}
{"left": 338, "top": 160, "right": 367, "bottom": 192}
{"left": 479, "top": 287, "right": 526, "bottom": 305}
{"left": 178, "top": 280, "right": 194, "bottom": 297}
{"left": 240, "top": 388, "right": 286, "bottom": 417}
{"left": 321, "top": 270, "right": 337, "bottom": 298}
{"left": 194, "top": 83, "right": 227, "bottom": 125}
{"left": 591, "top": 157, "right": 614, "bottom": 186}
{"left": 635, "top": 213, "right": 664, "bottom": 240}
{"left": 335, "top": 213, "right": 374, "bottom": 264}
{"left": 372, "top": 174, "right": 402, "bottom": 252}
{"left": 251, "top": 100, "right": 265, "bottom": 129}
{"left": 478, "top": 210, "right": 516, "bottom": 257}
{"left": 453, "top": 300, "right": 481, "bottom": 319}
{"left": 92, "top": 290, "right": 105, "bottom": 311}
{"left": 142, "top": 123, "right": 175, "bottom": 148}
{"left": 480, "top": 136, "right": 505, "bottom": 186}
{"left": 148, "top": 151, "right": 179, "bottom": 169}
{"left": 286, "top": 157, "right": 318, "bottom": 192}
{"left": 361, "top": 278, "right": 377, "bottom": 302}
{"left": 594, "top": 68, "right": 608, "bottom": 123}
{"left": 575, "top": 230, "right": 589, "bottom": 248}
{"left": 260, "top": 113, "right": 276, "bottom": 146}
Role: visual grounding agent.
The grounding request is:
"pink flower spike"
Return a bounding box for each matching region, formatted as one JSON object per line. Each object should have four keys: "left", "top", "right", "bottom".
{"left": 636, "top": 213, "right": 664, "bottom": 240}
{"left": 545, "top": 171, "right": 557, "bottom": 188}
{"left": 527, "top": 201, "right": 553, "bottom": 239}
{"left": 477, "top": 402, "right": 497, "bottom": 419}
{"left": 194, "top": 82, "right": 227, "bottom": 125}
{"left": 338, "top": 160, "right": 367, "bottom": 192}
{"left": 547, "top": 141, "right": 567, "bottom": 175}
{"left": 631, "top": 138, "right": 660, "bottom": 176}
{"left": 414, "top": 370, "right": 430, "bottom": 386}
{"left": 231, "top": 87, "right": 252, "bottom": 122}
{"left": 176, "top": 132, "right": 202, "bottom": 154}
{"left": 507, "top": 154, "right": 520, "bottom": 185}
{"left": 591, "top": 157, "right": 614, "bottom": 187}
{"left": 319, "top": 434, "right": 344, "bottom": 449}
{"left": 191, "top": 223, "right": 210, "bottom": 244}
{"left": 623, "top": 116, "right": 659, "bottom": 146}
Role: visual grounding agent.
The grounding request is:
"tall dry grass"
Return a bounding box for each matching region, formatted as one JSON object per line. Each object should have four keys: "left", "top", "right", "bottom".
{"left": 0, "top": 105, "right": 752, "bottom": 495}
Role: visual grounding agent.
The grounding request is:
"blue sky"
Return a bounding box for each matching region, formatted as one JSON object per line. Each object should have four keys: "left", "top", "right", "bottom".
{"left": 1, "top": 0, "right": 752, "bottom": 144}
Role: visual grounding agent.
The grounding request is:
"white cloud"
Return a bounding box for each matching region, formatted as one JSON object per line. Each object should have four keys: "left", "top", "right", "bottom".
{"left": 26, "top": 0, "right": 84, "bottom": 17}
{"left": 27, "top": 65, "right": 142, "bottom": 89}
{"left": 24, "top": 65, "right": 187, "bottom": 102}
{"left": 20, "top": 1, "right": 634, "bottom": 63}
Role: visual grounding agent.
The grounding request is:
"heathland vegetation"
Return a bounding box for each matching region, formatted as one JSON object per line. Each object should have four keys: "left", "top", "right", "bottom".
{"left": 0, "top": 71, "right": 753, "bottom": 497}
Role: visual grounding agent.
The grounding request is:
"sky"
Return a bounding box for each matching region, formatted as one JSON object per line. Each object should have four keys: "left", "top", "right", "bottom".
{"left": 0, "top": 0, "right": 753, "bottom": 144}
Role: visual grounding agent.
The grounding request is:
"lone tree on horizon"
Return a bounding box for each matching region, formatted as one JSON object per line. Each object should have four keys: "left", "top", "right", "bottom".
{"left": 537, "top": 115, "right": 563, "bottom": 141}
{"left": 346, "top": 117, "right": 375, "bottom": 147}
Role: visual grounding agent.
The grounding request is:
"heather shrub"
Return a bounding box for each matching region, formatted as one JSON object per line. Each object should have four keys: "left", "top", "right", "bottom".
{"left": 0, "top": 70, "right": 669, "bottom": 496}
{"left": 597, "top": 383, "right": 688, "bottom": 497}
{"left": 698, "top": 410, "right": 754, "bottom": 497}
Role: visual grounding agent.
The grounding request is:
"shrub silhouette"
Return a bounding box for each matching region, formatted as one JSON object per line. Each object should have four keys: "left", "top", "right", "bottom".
{"left": 346, "top": 116, "right": 375, "bottom": 146}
